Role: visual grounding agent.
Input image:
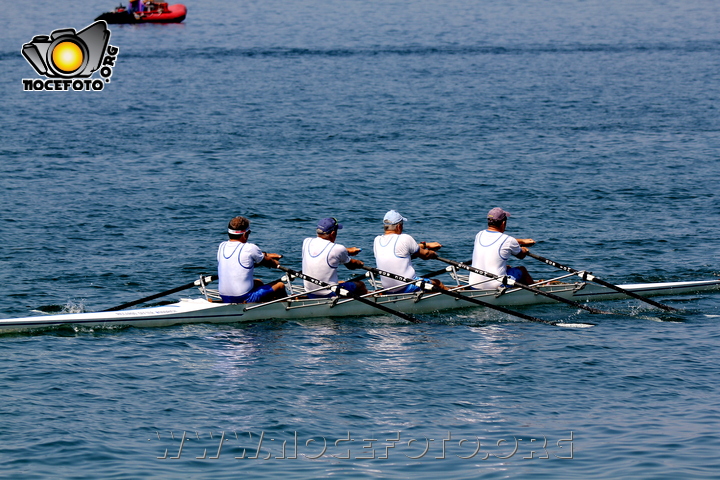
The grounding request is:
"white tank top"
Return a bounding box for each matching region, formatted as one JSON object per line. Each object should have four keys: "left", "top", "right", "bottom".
{"left": 301, "top": 237, "right": 351, "bottom": 295}
{"left": 468, "top": 230, "right": 521, "bottom": 290}
{"left": 373, "top": 233, "right": 419, "bottom": 291}
{"left": 217, "top": 241, "right": 264, "bottom": 297}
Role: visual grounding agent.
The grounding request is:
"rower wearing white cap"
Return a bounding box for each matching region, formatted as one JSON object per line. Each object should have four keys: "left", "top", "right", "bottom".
{"left": 468, "top": 207, "right": 535, "bottom": 290}
{"left": 217, "top": 216, "right": 286, "bottom": 303}
{"left": 301, "top": 217, "right": 368, "bottom": 298}
{"left": 373, "top": 210, "right": 446, "bottom": 293}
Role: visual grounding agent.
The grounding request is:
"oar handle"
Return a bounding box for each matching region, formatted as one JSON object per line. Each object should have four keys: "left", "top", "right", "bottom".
{"left": 525, "top": 251, "right": 678, "bottom": 312}
{"left": 276, "top": 265, "right": 420, "bottom": 323}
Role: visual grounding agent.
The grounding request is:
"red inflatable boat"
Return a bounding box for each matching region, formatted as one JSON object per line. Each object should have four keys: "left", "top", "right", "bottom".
{"left": 95, "top": 2, "right": 187, "bottom": 24}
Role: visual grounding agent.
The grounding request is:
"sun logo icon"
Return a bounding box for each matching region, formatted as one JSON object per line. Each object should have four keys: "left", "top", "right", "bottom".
{"left": 52, "top": 40, "right": 85, "bottom": 74}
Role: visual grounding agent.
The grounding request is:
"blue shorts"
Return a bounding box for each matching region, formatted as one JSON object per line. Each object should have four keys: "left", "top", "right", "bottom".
{"left": 221, "top": 283, "right": 278, "bottom": 304}
{"left": 394, "top": 277, "right": 431, "bottom": 294}
{"left": 307, "top": 281, "right": 362, "bottom": 299}
{"left": 506, "top": 267, "right": 523, "bottom": 282}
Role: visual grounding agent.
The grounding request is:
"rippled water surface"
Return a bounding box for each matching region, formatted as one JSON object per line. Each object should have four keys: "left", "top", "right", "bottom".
{"left": 1, "top": 0, "right": 719, "bottom": 478}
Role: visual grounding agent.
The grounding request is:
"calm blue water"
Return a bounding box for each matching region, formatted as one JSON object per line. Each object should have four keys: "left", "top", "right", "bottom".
{"left": 1, "top": 0, "right": 720, "bottom": 478}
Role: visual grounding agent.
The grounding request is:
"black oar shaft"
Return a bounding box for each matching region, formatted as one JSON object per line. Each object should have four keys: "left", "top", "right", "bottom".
{"left": 345, "top": 261, "right": 459, "bottom": 285}
{"left": 525, "top": 251, "right": 677, "bottom": 312}
{"left": 359, "top": 266, "right": 572, "bottom": 326}
{"left": 435, "top": 257, "right": 611, "bottom": 315}
{"left": 276, "top": 266, "right": 420, "bottom": 323}
{"left": 103, "top": 275, "right": 217, "bottom": 312}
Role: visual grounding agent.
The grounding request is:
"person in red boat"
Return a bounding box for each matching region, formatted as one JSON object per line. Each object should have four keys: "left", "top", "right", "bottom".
{"left": 127, "top": 0, "right": 143, "bottom": 13}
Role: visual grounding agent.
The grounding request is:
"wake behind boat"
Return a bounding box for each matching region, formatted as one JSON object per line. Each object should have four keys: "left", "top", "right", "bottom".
{"left": 1, "top": 274, "right": 718, "bottom": 334}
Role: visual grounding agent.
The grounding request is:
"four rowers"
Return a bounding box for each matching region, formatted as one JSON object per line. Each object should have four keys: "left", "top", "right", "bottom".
{"left": 218, "top": 208, "right": 534, "bottom": 303}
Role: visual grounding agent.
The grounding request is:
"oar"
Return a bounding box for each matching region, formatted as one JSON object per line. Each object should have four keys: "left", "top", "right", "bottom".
{"left": 344, "top": 261, "right": 462, "bottom": 286}
{"left": 102, "top": 274, "right": 218, "bottom": 312}
{"left": 359, "top": 265, "right": 595, "bottom": 328}
{"left": 245, "top": 262, "right": 460, "bottom": 313}
{"left": 275, "top": 265, "right": 421, "bottom": 323}
{"left": 243, "top": 281, "right": 346, "bottom": 311}
{"left": 435, "top": 257, "right": 612, "bottom": 315}
{"left": 525, "top": 251, "right": 678, "bottom": 312}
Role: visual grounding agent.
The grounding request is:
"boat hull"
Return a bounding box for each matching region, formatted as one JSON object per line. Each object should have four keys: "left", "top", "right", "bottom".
{"left": 1, "top": 279, "right": 718, "bottom": 333}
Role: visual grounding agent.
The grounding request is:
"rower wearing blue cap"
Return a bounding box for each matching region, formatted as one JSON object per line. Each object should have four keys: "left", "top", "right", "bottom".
{"left": 373, "top": 210, "right": 447, "bottom": 293}
{"left": 301, "top": 217, "right": 367, "bottom": 298}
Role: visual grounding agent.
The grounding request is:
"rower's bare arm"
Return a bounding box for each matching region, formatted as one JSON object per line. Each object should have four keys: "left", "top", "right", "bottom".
{"left": 346, "top": 258, "right": 364, "bottom": 269}
{"left": 261, "top": 252, "right": 283, "bottom": 268}
{"left": 414, "top": 242, "right": 442, "bottom": 260}
{"left": 346, "top": 247, "right": 362, "bottom": 256}
{"left": 515, "top": 247, "right": 530, "bottom": 259}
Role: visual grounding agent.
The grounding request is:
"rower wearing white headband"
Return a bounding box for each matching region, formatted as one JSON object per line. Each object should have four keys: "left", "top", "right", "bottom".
{"left": 217, "top": 216, "right": 286, "bottom": 304}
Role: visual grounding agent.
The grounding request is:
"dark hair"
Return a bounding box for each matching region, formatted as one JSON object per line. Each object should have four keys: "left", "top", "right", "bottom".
{"left": 488, "top": 218, "right": 505, "bottom": 229}
{"left": 228, "top": 216, "right": 250, "bottom": 240}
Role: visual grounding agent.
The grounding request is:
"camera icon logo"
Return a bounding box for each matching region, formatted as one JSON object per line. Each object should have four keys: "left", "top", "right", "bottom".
{"left": 22, "top": 21, "right": 110, "bottom": 78}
